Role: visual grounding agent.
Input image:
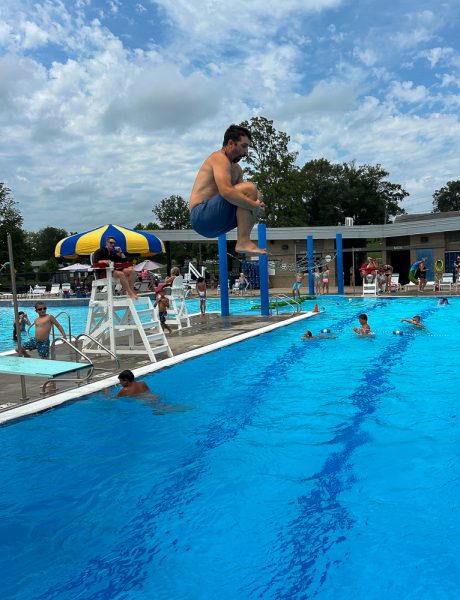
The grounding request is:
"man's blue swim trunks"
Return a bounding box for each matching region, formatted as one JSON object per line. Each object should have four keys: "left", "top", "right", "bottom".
{"left": 190, "top": 194, "right": 237, "bottom": 238}
{"left": 22, "top": 337, "right": 50, "bottom": 358}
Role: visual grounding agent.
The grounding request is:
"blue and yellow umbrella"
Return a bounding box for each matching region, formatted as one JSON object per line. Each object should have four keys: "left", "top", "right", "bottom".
{"left": 55, "top": 224, "right": 165, "bottom": 259}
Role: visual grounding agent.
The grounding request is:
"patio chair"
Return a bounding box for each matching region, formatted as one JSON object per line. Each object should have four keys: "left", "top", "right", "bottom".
{"left": 390, "top": 273, "right": 401, "bottom": 292}
{"left": 362, "top": 281, "right": 377, "bottom": 296}
{"left": 49, "top": 283, "right": 61, "bottom": 296}
{"left": 31, "top": 285, "right": 47, "bottom": 297}
{"left": 439, "top": 273, "right": 453, "bottom": 292}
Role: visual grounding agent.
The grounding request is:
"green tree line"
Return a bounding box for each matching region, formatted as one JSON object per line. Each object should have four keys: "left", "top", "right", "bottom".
{"left": 2, "top": 115, "right": 459, "bottom": 269}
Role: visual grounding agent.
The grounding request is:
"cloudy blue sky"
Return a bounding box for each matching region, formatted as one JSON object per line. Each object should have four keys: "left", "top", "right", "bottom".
{"left": 1, "top": 0, "right": 459, "bottom": 232}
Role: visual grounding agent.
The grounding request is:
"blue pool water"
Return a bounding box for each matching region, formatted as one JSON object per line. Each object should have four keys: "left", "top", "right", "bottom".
{"left": 1, "top": 297, "right": 459, "bottom": 599}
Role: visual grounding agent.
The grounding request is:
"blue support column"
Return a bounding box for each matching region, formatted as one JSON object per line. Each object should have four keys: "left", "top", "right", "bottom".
{"left": 336, "top": 233, "right": 344, "bottom": 295}
{"left": 258, "top": 224, "right": 269, "bottom": 316}
{"left": 218, "top": 234, "right": 230, "bottom": 316}
{"left": 307, "top": 235, "right": 314, "bottom": 295}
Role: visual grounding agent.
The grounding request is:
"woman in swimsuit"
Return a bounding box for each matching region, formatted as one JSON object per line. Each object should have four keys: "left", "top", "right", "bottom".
{"left": 322, "top": 267, "right": 330, "bottom": 294}
{"left": 196, "top": 277, "right": 207, "bottom": 315}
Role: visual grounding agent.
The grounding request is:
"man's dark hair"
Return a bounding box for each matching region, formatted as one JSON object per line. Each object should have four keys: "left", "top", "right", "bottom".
{"left": 119, "top": 369, "right": 134, "bottom": 382}
{"left": 223, "top": 124, "right": 252, "bottom": 146}
{"left": 106, "top": 236, "right": 116, "bottom": 243}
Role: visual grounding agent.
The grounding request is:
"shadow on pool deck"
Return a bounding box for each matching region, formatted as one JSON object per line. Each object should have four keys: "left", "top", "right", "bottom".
{"left": 0, "top": 312, "right": 295, "bottom": 412}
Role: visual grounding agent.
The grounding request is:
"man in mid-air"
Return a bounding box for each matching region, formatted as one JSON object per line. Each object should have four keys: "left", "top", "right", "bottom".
{"left": 189, "top": 124, "right": 266, "bottom": 254}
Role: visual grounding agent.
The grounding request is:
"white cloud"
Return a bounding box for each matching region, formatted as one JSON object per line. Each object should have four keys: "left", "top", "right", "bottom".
{"left": 389, "top": 80, "right": 429, "bottom": 103}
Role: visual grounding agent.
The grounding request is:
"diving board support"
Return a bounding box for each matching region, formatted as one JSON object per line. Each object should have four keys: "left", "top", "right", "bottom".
{"left": 7, "top": 233, "right": 28, "bottom": 401}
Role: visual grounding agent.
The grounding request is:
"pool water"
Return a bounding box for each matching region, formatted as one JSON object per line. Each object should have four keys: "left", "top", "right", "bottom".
{"left": 0, "top": 297, "right": 266, "bottom": 353}
{"left": 1, "top": 297, "right": 459, "bottom": 599}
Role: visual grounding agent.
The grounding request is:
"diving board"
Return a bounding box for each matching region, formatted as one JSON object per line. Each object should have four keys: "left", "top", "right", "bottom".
{"left": 0, "top": 356, "right": 92, "bottom": 379}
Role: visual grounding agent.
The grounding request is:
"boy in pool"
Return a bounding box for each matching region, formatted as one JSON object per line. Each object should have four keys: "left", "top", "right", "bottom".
{"left": 353, "top": 313, "right": 371, "bottom": 336}
{"left": 400, "top": 315, "right": 425, "bottom": 329}
{"left": 301, "top": 330, "right": 335, "bottom": 340}
{"left": 17, "top": 303, "right": 66, "bottom": 358}
{"left": 12, "top": 311, "right": 31, "bottom": 341}
{"left": 115, "top": 370, "right": 151, "bottom": 397}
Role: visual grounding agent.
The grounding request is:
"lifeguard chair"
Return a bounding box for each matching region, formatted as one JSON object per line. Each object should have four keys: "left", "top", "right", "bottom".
{"left": 82, "top": 263, "right": 172, "bottom": 362}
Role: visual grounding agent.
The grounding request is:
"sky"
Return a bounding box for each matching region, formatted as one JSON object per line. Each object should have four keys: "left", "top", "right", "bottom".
{"left": 1, "top": 0, "right": 460, "bottom": 233}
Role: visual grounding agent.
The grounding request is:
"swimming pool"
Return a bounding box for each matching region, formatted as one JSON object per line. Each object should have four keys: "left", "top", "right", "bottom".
{"left": 1, "top": 297, "right": 458, "bottom": 598}
{"left": 0, "top": 297, "right": 265, "bottom": 353}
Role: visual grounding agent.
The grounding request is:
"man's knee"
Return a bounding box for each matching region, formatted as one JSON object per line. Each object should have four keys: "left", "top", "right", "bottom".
{"left": 235, "top": 181, "right": 258, "bottom": 200}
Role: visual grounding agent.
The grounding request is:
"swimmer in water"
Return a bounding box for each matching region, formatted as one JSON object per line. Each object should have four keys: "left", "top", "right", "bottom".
{"left": 400, "top": 315, "right": 425, "bottom": 329}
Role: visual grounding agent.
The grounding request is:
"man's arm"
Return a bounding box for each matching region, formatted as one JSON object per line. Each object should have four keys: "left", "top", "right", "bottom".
{"left": 212, "top": 154, "right": 262, "bottom": 210}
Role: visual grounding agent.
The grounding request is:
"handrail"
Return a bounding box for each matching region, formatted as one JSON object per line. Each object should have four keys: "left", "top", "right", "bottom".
{"left": 43, "top": 337, "right": 95, "bottom": 393}
{"left": 269, "top": 294, "right": 301, "bottom": 315}
{"left": 74, "top": 333, "right": 121, "bottom": 370}
{"left": 53, "top": 311, "right": 73, "bottom": 342}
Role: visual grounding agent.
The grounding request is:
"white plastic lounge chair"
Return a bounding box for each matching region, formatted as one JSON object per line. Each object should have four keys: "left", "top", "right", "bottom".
{"left": 362, "top": 281, "right": 377, "bottom": 296}
{"left": 390, "top": 274, "right": 401, "bottom": 292}
{"left": 439, "top": 273, "right": 453, "bottom": 292}
{"left": 49, "top": 283, "right": 61, "bottom": 296}
{"left": 31, "top": 285, "right": 47, "bottom": 297}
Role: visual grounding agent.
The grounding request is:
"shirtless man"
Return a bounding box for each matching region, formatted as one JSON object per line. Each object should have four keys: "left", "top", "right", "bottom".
{"left": 189, "top": 124, "right": 266, "bottom": 254}
{"left": 115, "top": 370, "right": 150, "bottom": 397}
{"left": 18, "top": 303, "right": 66, "bottom": 358}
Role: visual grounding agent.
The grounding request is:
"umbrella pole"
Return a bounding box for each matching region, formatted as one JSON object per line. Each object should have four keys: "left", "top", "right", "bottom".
{"left": 7, "top": 233, "right": 29, "bottom": 402}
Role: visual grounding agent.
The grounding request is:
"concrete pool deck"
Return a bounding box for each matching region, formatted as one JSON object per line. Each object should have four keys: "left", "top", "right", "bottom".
{"left": 0, "top": 311, "right": 311, "bottom": 419}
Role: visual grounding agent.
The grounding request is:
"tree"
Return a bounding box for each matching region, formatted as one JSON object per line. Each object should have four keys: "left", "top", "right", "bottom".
{"left": 152, "top": 195, "right": 190, "bottom": 229}
{"left": 26, "top": 227, "right": 69, "bottom": 260}
{"left": 298, "top": 159, "right": 407, "bottom": 226}
{"left": 240, "top": 117, "right": 302, "bottom": 226}
{"left": 432, "top": 180, "right": 460, "bottom": 212}
{"left": 37, "top": 257, "right": 59, "bottom": 283}
{"left": 133, "top": 222, "right": 160, "bottom": 230}
{"left": 0, "top": 183, "right": 28, "bottom": 266}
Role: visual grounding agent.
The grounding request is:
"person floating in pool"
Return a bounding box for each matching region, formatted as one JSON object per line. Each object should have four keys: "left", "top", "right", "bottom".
{"left": 115, "top": 370, "right": 151, "bottom": 397}
{"left": 17, "top": 303, "right": 67, "bottom": 358}
{"left": 301, "top": 330, "right": 335, "bottom": 340}
{"left": 438, "top": 297, "right": 449, "bottom": 305}
{"left": 12, "top": 311, "right": 31, "bottom": 341}
{"left": 353, "top": 313, "right": 372, "bottom": 336}
{"left": 400, "top": 315, "right": 425, "bottom": 329}
{"left": 189, "top": 124, "right": 266, "bottom": 255}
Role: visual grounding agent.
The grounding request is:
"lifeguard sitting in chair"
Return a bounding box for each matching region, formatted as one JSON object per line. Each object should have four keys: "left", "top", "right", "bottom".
{"left": 92, "top": 235, "right": 138, "bottom": 299}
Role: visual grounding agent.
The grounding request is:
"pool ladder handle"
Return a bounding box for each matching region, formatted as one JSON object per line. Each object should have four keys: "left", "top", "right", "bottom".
{"left": 44, "top": 334, "right": 120, "bottom": 394}
{"left": 269, "top": 293, "right": 302, "bottom": 315}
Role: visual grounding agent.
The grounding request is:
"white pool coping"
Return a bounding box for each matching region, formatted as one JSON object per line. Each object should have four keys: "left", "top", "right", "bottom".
{"left": 0, "top": 311, "right": 319, "bottom": 424}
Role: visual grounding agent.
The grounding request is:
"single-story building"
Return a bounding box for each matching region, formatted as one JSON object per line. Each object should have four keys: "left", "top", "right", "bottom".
{"left": 151, "top": 211, "right": 460, "bottom": 288}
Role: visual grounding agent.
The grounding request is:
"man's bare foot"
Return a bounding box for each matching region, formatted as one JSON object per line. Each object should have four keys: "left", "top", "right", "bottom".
{"left": 128, "top": 292, "right": 139, "bottom": 300}
{"left": 235, "top": 241, "right": 267, "bottom": 255}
